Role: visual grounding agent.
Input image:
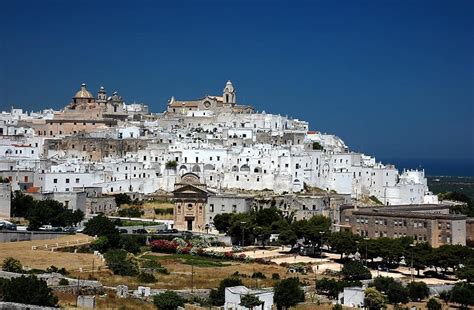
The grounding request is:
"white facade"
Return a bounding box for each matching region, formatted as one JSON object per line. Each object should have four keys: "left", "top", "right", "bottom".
{"left": 0, "top": 81, "right": 434, "bottom": 206}
{"left": 224, "top": 286, "right": 274, "bottom": 310}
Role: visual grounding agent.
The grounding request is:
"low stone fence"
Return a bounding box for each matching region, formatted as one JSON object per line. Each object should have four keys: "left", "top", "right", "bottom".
{"left": 0, "top": 302, "right": 59, "bottom": 309}
{"left": 0, "top": 270, "right": 102, "bottom": 290}
{"left": 31, "top": 236, "right": 96, "bottom": 252}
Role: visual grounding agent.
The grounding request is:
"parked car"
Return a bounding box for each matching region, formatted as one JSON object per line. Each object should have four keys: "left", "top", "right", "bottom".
{"left": 63, "top": 227, "right": 76, "bottom": 233}
{"left": 119, "top": 228, "right": 128, "bottom": 234}
{"left": 134, "top": 228, "right": 148, "bottom": 234}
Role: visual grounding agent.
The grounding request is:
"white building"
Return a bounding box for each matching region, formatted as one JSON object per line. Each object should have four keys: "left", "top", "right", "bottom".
{"left": 224, "top": 286, "right": 274, "bottom": 310}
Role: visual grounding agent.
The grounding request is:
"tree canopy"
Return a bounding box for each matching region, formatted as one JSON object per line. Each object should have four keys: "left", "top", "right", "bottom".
{"left": 153, "top": 290, "right": 184, "bottom": 310}
{"left": 0, "top": 275, "right": 58, "bottom": 307}
{"left": 274, "top": 277, "right": 305, "bottom": 309}
{"left": 341, "top": 260, "right": 372, "bottom": 281}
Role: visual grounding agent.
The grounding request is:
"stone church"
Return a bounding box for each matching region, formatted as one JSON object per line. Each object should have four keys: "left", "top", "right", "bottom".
{"left": 172, "top": 172, "right": 213, "bottom": 231}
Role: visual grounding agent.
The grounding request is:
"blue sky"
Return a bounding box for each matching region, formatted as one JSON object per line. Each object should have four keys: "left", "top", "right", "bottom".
{"left": 1, "top": 0, "right": 473, "bottom": 163}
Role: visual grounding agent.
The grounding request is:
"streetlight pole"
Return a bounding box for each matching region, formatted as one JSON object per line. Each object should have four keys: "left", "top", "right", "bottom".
{"left": 410, "top": 243, "right": 415, "bottom": 282}
{"left": 364, "top": 237, "right": 369, "bottom": 267}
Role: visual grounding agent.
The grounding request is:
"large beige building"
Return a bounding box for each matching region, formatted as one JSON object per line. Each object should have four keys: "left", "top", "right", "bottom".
{"left": 166, "top": 81, "right": 254, "bottom": 115}
{"left": 173, "top": 173, "right": 212, "bottom": 231}
{"left": 25, "top": 84, "right": 128, "bottom": 137}
{"left": 341, "top": 204, "right": 467, "bottom": 247}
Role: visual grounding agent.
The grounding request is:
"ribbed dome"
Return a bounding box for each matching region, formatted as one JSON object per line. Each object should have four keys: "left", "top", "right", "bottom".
{"left": 74, "top": 83, "right": 94, "bottom": 99}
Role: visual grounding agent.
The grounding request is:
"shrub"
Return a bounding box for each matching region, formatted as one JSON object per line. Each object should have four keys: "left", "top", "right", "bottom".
{"left": 90, "top": 236, "right": 110, "bottom": 253}
{"left": 150, "top": 239, "right": 179, "bottom": 253}
{"left": 251, "top": 272, "right": 266, "bottom": 279}
{"left": 104, "top": 249, "right": 139, "bottom": 276}
{"left": 165, "top": 160, "right": 178, "bottom": 170}
{"left": 138, "top": 272, "right": 157, "bottom": 283}
{"left": 118, "top": 206, "right": 144, "bottom": 218}
{"left": 58, "top": 278, "right": 69, "bottom": 286}
{"left": 272, "top": 273, "right": 280, "bottom": 280}
{"left": 46, "top": 265, "right": 68, "bottom": 275}
{"left": 426, "top": 298, "right": 442, "bottom": 310}
{"left": 2, "top": 257, "right": 22, "bottom": 273}
{"left": 153, "top": 290, "right": 184, "bottom": 310}
{"left": 407, "top": 281, "right": 429, "bottom": 301}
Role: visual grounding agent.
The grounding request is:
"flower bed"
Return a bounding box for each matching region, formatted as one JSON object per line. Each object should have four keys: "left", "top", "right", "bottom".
{"left": 149, "top": 238, "right": 276, "bottom": 265}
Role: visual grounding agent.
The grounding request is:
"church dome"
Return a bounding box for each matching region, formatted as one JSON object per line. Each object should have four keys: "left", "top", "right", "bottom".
{"left": 74, "top": 83, "right": 94, "bottom": 99}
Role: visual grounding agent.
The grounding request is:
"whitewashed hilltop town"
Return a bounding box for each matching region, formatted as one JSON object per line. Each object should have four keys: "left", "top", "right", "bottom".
{"left": 0, "top": 81, "right": 468, "bottom": 240}
{"left": 0, "top": 81, "right": 472, "bottom": 309}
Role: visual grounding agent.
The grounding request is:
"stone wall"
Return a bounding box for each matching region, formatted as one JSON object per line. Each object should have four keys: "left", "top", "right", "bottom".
{"left": 0, "top": 231, "right": 71, "bottom": 243}
{"left": 0, "top": 302, "right": 58, "bottom": 310}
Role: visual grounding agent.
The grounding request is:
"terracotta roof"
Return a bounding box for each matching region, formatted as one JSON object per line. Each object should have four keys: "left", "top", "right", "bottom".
{"left": 169, "top": 100, "right": 200, "bottom": 108}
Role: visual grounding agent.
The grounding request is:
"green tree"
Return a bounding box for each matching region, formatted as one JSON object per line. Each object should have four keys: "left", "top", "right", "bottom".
{"left": 104, "top": 249, "right": 139, "bottom": 276}
{"left": 240, "top": 294, "right": 263, "bottom": 309}
{"left": 213, "top": 213, "right": 232, "bottom": 234}
{"left": 426, "top": 298, "right": 442, "bottom": 310}
{"left": 2, "top": 257, "right": 22, "bottom": 273}
{"left": 209, "top": 277, "right": 243, "bottom": 306}
{"left": 364, "top": 287, "right": 386, "bottom": 310}
{"left": 456, "top": 264, "right": 474, "bottom": 283}
{"left": 84, "top": 214, "right": 120, "bottom": 247}
{"left": 228, "top": 213, "right": 255, "bottom": 245}
{"left": 274, "top": 277, "right": 305, "bottom": 310}
{"left": 165, "top": 160, "right": 178, "bottom": 170}
{"left": 153, "top": 290, "right": 184, "bottom": 310}
{"left": 119, "top": 234, "right": 143, "bottom": 254}
{"left": 407, "top": 281, "right": 429, "bottom": 301}
{"left": 25, "top": 199, "right": 84, "bottom": 230}
{"left": 277, "top": 229, "right": 297, "bottom": 246}
{"left": 312, "top": 142, "right": 323, "bottom": 150}
{"left": 316, "top": 278, "right": 362, "bottom": 300}
{"left": 2, "top": 275, "right": 58, "bottom": 306}
{"left": 292, "top": 215, "right": 331, "bottom": 242}
{"left": 439, "top": 290, "right": 450, "bottom": 306}
{"left": 11, "top": 191, "right": 35, "bottom": 218}
{"left": 90, "top": 236, "right": 110, "bottom": 253}
{"left": 450, "top": 283, "right": 474, "bottom": 308}
{"left": 328, "top": 231, "right": 360, "bottom": 259}
{"left": 386, "top": 282, "right": 409, "bottom": 304}
{"left": 341, "top": 260, "right": 372, "bottom": 281}
{"left": 406, "top": 242, "right": 432, "bottom": 276}
{"left": 370, "top": 276, "right": 396, "bottom": 293}
{"left": 114, "top": 193, "right": 132, "bottom": 207}
{"left": 254, "top": 226, "right": 272, "bottom": 247}
{"left": 255, "top": 206, "right": 282, "bottom": 227}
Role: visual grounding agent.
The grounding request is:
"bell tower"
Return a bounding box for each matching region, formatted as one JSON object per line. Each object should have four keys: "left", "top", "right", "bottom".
{"left": 223, "top": 80, "right": 236, "bottom": 105}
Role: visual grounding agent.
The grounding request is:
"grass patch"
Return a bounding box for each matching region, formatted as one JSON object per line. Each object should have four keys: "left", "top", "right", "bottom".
{"left": 143, "top": 253, "right": 232, "bottom": 268}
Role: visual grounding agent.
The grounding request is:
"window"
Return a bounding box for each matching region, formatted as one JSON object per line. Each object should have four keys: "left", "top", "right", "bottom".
{"left": 65, "top": 178, "right": 70, "bottom": 184}
{"left": 53, "top": 178, "right": 58, "bottom": 184}
{"left": 210, "top": 204, "right": 214, "bottom": 212}
{"left": 76, "top": 178, "right": 80, "bottom": 184}
{"left": 232, "top": 205, "right": 237, "bottom": 213}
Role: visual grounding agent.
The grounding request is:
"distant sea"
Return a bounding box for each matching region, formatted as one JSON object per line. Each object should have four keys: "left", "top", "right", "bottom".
{"left": 379, "top": 158, "right": 474, "bottom": 177}
{"left": 378, "top": 158, "right": 474, "bottom": 201}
